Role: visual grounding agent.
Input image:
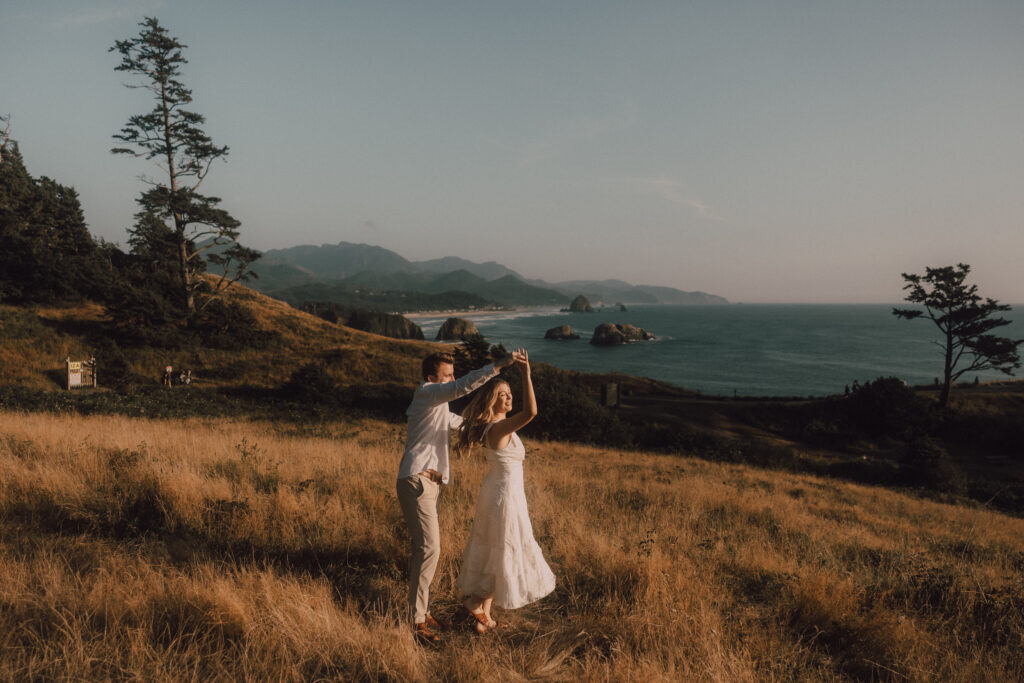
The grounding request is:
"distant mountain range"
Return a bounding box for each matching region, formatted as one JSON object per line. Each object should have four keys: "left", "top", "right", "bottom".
{"left": 250, "top": 241, "right": 728, "bottom": 310}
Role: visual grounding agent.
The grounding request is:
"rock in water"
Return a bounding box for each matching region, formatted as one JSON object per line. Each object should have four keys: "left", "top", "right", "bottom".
{"left": 590, "top": 322, "right": 655, "bottom": 346}
{"left": 436, "top": 317, "right": 481, "bottom": 341}
{"left": 568, "top": 295, "right": 593, "bottom": 312}
{"left": 544, "top": 324, "right": 579, "bottom": 340}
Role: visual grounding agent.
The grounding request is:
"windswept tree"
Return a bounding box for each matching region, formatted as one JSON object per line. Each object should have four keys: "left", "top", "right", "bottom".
{"left": 893, "top": 263, "right": 1022, "bottom": 406}
{"left": 110, "top": 17, "right": 257, "bottom": 325}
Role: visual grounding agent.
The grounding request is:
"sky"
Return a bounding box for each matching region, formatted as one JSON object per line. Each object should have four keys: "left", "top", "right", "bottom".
{"left": 4, "top": 0, "right": 1023, "bottom": 303}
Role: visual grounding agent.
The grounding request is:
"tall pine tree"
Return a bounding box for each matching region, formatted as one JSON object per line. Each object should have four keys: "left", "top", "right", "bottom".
{"left": 110, "top": 17, "right": 258, "bottom": 325}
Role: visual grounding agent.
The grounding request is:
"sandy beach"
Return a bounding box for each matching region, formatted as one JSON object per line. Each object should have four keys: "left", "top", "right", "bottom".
{"left": 403, "top": 306, "right": 560, "bottom": 321}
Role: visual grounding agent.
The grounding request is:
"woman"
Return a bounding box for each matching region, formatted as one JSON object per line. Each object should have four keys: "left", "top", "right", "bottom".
{"left": 455, "top": 349, "right": 556, "bottom": 633}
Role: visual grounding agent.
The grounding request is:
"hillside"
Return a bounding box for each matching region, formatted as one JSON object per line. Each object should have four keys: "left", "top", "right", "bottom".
{"left": 3, "top": 283, "right": 1021, "bottom": 519}
{"left": 1, "top": 410, "right": 1021, "bottom": 680}
{"left": 266, "top": 281, "right": 494, "bottom": 314}
{"left": 0, "top": 283, "right": 433, "bottom": 391}
{"left": 251, "top": 241, "right": 728, "bottom": 307}
{"left": 2, "top": 280, "right": 1023, "bottom": 679}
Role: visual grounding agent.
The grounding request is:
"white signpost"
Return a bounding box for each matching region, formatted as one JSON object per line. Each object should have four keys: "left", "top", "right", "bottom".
{"left": 66, "top": 357, "right": 97, "bottom": 390}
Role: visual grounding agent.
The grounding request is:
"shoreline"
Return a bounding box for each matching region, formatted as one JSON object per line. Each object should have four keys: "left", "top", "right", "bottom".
{"left": 403, "top": 305, "right": 560, "bottom": 321}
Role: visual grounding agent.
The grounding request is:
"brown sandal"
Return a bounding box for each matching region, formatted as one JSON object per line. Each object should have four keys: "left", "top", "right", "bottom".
{"left": 465, "top": 608, "right": 490, "bottom": 634}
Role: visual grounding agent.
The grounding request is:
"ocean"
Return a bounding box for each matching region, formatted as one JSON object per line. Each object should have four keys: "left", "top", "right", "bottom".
{"left": 410, "top": 304, "right": 1024, "bottom": 397}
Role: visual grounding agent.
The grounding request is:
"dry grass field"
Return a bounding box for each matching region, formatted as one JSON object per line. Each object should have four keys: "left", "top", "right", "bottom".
{"left": 2, "top": 410, "right": 1022, "bottom": 681}
{"left": 0, "top": 290, "right": 432, "bottom": 391}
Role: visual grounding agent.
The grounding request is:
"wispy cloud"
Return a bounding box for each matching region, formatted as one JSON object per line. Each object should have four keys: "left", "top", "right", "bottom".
{"left": 518, "top": 117, "right": 615, "bottom": 166}
{"left": 612, "top": 176, "right": 725, "bottom": 221}
{"left": 51, "top": 0, "right": 164, "bottom": 28}
{"left": 516, "top": 100, "right": 639, "bottom": 167}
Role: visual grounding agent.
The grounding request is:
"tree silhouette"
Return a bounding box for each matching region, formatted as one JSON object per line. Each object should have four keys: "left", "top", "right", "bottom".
{"left": 110, "top": 17, "right": 258, "bottom": 325}
{"left": 893, "top": 264, "right": 1021, "bottom": 406}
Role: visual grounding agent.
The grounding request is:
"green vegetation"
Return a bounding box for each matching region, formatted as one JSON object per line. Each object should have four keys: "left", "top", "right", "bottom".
{"left": 0, "top": 143, "right": 115, "bottom": 305}
{"left": 275, "top": 282, "right": 493, "bottom": 313}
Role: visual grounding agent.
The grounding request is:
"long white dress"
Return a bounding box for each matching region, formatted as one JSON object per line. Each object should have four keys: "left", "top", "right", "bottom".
{"left": 457, "top": 427, "right": 556, "bottom": 609}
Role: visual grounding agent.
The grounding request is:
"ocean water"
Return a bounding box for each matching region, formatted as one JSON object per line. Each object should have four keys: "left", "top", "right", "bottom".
{"left": 412, "top": 304, "right": 1024, "bottom": 397}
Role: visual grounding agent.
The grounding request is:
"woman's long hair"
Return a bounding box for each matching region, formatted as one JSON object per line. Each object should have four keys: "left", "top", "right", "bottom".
{"left": 455, "top": 379, "right": 508, "bottom": 456}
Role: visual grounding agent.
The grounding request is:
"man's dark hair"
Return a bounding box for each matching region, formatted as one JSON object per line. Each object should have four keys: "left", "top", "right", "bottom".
{"left": 421, "top": 352, "right": 456, "bottom": 381}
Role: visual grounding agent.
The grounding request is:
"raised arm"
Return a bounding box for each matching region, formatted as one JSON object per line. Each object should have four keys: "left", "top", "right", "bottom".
{"left": 415, "top": 353, "right": 517, "bottom": 407}
{"left": 487, "top": 350, "right": 537, "bottom": 449}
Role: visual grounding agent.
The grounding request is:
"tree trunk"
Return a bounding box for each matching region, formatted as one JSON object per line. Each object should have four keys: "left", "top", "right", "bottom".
{"left": 177, "top": 232, "right": 193, "bottom": 325}
{"left": 940, "top": 329, "right": 954, "bottom": 407}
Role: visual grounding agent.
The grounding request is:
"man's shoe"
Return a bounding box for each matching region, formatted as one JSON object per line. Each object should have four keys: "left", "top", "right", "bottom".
{"left": 413, "top": 622, "right": 440, "bottom": 645}
{"left": 424, "top": 613, "right": 446, "bottom": 631}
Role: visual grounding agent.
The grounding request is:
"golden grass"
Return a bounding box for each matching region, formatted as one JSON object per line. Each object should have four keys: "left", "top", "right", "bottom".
{"left": 1, "top": 410, "right": 1021, "bottom": 681}
{"left": 0, "top": 284, "right": 436, "bottom": 389}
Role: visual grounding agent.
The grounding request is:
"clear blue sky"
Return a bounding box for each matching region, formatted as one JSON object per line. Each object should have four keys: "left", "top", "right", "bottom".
{"left": 4, "top": 1, "right": 1023, "bottom": 303}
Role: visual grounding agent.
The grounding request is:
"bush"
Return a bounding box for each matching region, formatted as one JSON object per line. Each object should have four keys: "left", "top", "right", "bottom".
{"left": 847, "top": 377, "right": 935, "bottom": 439}
{"left": 193, "top": 298, "right": 280, "bottom": 350}
{"left": 900, "top": 436, "right": 965, "bottom": 493}
{"left": 92, "top": 338, "right": 134, "bottom": 390}
{"left": 521, "top": 366, "right": 631, "bottom": 445}
{"left": 282, "top": 363, "right": 338, "bottom": 404}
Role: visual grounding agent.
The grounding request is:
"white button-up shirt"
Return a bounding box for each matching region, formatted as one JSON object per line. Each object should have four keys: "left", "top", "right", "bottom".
{"left": 397, "top": 363, "right": 500, "bottom": 484}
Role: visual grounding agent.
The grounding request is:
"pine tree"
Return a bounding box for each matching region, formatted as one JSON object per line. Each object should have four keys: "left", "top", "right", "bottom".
{"left": 0, "top": 141, "right": 103, "bottom": 303}
{"left": 110, "top": 17, "right": 258, "bottom": 325}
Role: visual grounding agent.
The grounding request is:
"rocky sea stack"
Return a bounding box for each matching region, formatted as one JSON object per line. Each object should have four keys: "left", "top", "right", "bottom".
{"left": 436, "top": 317, "right": 481, "bottom": 341}
{"left": 590, "top": 322, "right": 655, "bottom": 346}
{"left": 544, "top": 324, "right": 579, "bottom": 340}
{"left": 568, "top": 295, "right": 593, "bottom": 313}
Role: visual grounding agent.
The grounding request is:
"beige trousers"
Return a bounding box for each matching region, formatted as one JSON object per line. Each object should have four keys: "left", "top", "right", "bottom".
{"left": 396, "top": 474, "right": 440, "bottom": 624}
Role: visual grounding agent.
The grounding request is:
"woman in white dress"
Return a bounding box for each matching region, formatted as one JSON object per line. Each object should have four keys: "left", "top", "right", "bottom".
{"left": 455, "top": 350, "right": 556, "bottom": 633}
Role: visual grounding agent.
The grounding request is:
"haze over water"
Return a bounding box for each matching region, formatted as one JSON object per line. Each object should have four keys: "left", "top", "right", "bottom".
{"left": 415, "top": 305, "right": 1024, "bottom": 397}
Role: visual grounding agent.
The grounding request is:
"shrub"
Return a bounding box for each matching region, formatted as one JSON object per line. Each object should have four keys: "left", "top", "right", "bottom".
{"left": 282, "top": 363, "right": 338, "bottom": 404}
{"left": 846, "top": 377, "right": 935, "bottom": 439}
{"left": 92, "top": 338, "right": 134, "bottom": 390}
{"left": 899, "top": 436, "right": 965, "bottom": 493}
{"left": 192, "top": 298, "right": 280, "bottom": 350}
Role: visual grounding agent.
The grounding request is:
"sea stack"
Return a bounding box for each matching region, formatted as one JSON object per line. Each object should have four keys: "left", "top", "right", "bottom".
{"left": 568, "top": 295, "right": 593, "bottom": 313}
{"left": 590, "top": 323, "right": 655, "bottom": 346}
{"left": 436, "top": 317, "right": 481, "bottom": 341}
{"left": 544, "top": 324, "right": 579, "bottom": 340}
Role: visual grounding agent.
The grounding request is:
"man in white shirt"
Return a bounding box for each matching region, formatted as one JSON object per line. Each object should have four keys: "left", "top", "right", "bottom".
{"left": 396, "top": 350, "right": 519, "bottom": 644}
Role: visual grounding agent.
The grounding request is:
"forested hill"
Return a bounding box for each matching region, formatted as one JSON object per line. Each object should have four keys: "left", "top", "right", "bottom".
{"left": 255, "top": 241, "right": 728, "bottom": 307}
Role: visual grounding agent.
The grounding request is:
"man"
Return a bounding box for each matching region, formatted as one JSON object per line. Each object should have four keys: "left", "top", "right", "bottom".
{"left": 396, "top": 349, "right": 519, "bottom": 644}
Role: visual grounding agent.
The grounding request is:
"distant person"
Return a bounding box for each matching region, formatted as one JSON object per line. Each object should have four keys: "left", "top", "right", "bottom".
{"left": 163, "top": 365, "right": 172, "bottom": 386}
{"left": 455, "top": 350, "right": 555, "bottom": 633}
{"left": 396, "top": 349, "right": 521, "bottom": 645}
{"left": 184, "top": 369, "right": 192, "bottom": 385}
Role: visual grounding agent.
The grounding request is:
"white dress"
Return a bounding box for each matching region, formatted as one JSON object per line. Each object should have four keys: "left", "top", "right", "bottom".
{"left": 457, "top": 427, "right": 556, "bottom": 609}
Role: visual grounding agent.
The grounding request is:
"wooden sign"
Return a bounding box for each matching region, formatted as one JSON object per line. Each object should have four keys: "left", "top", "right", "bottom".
{"left": 66, "top": 357, "right": 97, "bottom": 390}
